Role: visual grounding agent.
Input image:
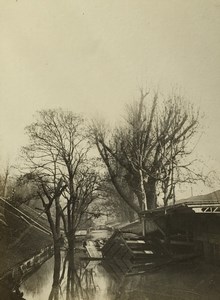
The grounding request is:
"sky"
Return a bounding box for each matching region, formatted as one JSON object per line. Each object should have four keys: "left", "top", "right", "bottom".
{"left": 0, "top": 0, "right": 220, "bottom": 197}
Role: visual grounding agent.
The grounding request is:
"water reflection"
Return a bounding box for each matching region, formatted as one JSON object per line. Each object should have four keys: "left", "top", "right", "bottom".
{"left": 20, "top": 250, "right": 116, "bottom": 300}
{"left": 49, "top": 252, "right": 116, "bottom": 300}
{"left": 18, "top": 251, "right": 220, "bottom": 300}
{"left": 22, "top": 256, "right": 52, "bottom": 298}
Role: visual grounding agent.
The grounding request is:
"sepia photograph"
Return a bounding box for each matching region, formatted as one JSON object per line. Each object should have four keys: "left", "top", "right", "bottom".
{"left": 0, "top": 1, "right": 220, "bottom": 299}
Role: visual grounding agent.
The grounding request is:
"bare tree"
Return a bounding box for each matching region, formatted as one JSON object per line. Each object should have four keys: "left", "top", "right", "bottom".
{"left": 93, "top": 173, "right": 137, "bottom": 223}
{"left": 92, "top": 89, "right": 200, "bottom": 212}
{"left": 22, "top": 109, "right": 101, "bottom": 280}
{"left": 0, "top": 162, "right": 11, "bottom": 198}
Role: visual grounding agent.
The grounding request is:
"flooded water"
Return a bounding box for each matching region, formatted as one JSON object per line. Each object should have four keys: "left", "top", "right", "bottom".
{"left": 20, "top": 255, "right": 115, "bottom": 300}
{"left": 17, "top": 253, "right": 220, "bottom": 300}
{"left": 2, "top": 229, "right": 220, "bottom": 299}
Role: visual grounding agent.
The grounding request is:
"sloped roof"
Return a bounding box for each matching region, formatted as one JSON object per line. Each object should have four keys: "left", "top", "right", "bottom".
{"left": 141, "top": 190, "right": 220, "bottom": 217}
{"left": 177, "top": 190, "right": 220, "bottom": 203}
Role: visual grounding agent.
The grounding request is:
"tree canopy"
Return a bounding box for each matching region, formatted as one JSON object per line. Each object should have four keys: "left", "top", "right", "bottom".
{"left": 22, "top": 109, "right": 101, "bottom": 250}
{"left": 93, "top": 90, "right": 201, "bottom": 213}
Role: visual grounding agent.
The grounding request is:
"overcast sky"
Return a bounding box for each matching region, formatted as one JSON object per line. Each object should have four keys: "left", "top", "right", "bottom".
{"left": 1, "top": 0, "right": 220, "bottom": 196}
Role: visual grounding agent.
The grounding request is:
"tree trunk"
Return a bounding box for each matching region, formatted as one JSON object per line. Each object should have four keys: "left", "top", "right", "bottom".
{"left": 53, "top": 242, "right": 61, "bottom": 286}
{"left": 145, "top": 177, "right": 157, "bottom": 210}
{"left": 139, "top": 169, "right": 147, "bottom": 210}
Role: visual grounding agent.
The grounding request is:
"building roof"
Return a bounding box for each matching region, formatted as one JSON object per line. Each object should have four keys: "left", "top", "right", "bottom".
{"left": 141, "top": 197, "right": 220, "bottom": 217}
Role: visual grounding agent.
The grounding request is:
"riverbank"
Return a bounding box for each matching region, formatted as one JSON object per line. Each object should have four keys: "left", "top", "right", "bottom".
{"left": 0, "top": 229, "right": 52, "bottom": 277}
{"left": 0, "top": 200, "right": 52, "bottom": 276}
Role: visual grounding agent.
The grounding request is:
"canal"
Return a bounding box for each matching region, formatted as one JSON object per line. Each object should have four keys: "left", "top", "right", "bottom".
{"left": 18, "top": 252, "right": 220, "bottom": 300}
{"left": 1, "top": 229, "right": 220, "bottom": 299}
{"left": 20, "top": 254, "right": 114, "bottom": 300}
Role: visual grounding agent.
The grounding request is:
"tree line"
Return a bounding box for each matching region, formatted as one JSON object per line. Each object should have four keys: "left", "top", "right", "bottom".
{"left": 0, "top": 88, "right": 206, "bottom": 285}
